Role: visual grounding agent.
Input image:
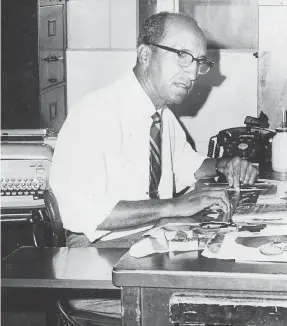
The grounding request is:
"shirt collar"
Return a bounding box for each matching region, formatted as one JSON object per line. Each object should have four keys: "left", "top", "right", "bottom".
{"left": 123, "top": 71, "right": 160, "bottom": 119}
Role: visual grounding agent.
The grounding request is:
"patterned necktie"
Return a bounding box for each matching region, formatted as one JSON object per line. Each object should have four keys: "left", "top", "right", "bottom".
{"left": 149, "top": 112, "right": 162, "bottom": 199}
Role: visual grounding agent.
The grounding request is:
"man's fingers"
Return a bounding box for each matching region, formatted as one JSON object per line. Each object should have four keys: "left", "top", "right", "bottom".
{"left": 249, "top": 166, "right": 258, "bottom": 184}
{"left": 228, "top": 162, "right": 234, "bottom": 187}
{"left": 227, "top": 175, "right": 233, "bottom": 187}
{"left": 240, "top": 159, "right": 249, "bottom": 182}
{"left": 243, "top": 164, "right": 257, "bottom": 184}
{"left": 201, "top": 189, "right": 231, "bottom": 213}
{"left": 202, "top": 196, "right": 229, "bottom": 213}
{"left": 208, "top": 189, "right": 230, "bottom": 211}
{"left": 210, "top": 204, "right": 221, "bottom": 211}
{"left": 232, "top": 157, "right": 241, "bottom": 190}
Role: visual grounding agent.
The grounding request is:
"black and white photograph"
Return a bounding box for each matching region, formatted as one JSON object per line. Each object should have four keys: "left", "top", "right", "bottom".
{"left": 1, "top": 1, "right": 287, "bottom": 325}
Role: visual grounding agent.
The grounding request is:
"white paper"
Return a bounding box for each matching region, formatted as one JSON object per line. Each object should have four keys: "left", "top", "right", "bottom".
{"left": 202, "top": 225, "right": 287, "bottom": 262}
{"left": 129, "top": 223, "right": 199, "bottom": 258}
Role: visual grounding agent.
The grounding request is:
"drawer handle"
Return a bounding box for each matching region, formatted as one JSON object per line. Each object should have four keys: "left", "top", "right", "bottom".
{"left": 43, "top": 56, "right": 63, "bottom": 62}
{"left": 48, "top": 19, "right": 57, "bottom": 37}
{"left": 50, "top": 102, "right": 58, "bottom": 121}
{"left": 48, "top": 78, "right": 58, "bottom": 83}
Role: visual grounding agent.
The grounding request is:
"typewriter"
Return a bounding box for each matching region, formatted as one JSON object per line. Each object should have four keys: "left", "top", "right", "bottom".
{"left": 1, "top": 129, "right": 57, "bottom": 256}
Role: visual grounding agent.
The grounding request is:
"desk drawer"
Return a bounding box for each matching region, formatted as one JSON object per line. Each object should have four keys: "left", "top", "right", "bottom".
{"left": 169, "top": 292, "right": 287, "bottom": 326}
{"left": 128, "top": 288, "right": 287, "bottom": 326}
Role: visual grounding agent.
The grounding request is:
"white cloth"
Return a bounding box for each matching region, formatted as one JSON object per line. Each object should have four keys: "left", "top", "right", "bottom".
{"left": 49, "top": 72, "right": 206, "bottom": 242}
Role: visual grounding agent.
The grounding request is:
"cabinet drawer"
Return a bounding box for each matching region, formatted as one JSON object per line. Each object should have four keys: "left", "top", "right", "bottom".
{"left": 39, "top": 5, "right": 64, "bottom": 49}
{"left": 40, "top": 86, "right": 66, "bottom": 133}
{"left": 40, "top": 0, "right": 65, "bottom": 6}
{"left": 39, "top": 50, "right": 65, "bottom": 89}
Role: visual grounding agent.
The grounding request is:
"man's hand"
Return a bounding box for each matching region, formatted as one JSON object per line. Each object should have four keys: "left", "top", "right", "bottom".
{"left": 218, "top": 157, "right": 258, "bottom": 190}
{"left": 173, "top": 186, "right": 231, "bottom": 221}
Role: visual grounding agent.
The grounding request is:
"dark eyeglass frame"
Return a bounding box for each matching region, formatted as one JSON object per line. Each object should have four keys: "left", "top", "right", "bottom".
{"left": 148, "top": 42, "right": 214, "bottom": 71}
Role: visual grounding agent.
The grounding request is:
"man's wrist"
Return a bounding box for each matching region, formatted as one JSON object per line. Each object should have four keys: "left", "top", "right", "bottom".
{"left": 160, "top": 198, "right": 179, "bottom": 218}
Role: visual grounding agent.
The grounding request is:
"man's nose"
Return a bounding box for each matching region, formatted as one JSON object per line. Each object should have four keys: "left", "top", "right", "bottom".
{"left": 183, "top": 61, "right": 198, "bottom": 81}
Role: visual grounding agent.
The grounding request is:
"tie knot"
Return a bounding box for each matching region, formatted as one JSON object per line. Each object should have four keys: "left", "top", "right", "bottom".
{"left": 152, "top": 112, "right": 161, "bottom": 124}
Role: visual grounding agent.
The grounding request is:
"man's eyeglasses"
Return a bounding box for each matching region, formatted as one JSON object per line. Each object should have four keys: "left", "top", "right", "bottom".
{"left": 148, "top": 42, "right": 214, "bottom": 75}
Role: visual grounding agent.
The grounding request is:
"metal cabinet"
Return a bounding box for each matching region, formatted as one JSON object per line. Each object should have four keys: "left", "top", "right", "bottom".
{"left": 40, "top": 85, "right": 66, "bottom": 133}
{"left": 40, "top": 50, "right": 65, "bottom": 90}
{"left": 1, "top": 0, "right": 67, "bottom": 133}
{"left": 39, "top": 5, "right": 65, "bottom": 50}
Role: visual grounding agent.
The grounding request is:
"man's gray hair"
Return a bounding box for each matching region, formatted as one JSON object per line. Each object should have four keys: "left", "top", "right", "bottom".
{"left": 137, "top": 11, "right": 199, "bottom": 48}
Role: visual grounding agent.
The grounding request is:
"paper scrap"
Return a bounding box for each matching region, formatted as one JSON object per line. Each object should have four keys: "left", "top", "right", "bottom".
{"left": 129, "top": 224, "right": 199, "bottom": 258}
{"left": 202, "top": 225, "right": 287, "bottom": 262}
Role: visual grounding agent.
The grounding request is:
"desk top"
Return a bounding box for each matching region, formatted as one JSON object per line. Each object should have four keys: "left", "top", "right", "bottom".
{"left": 113, "top": 250, "right": 287, "bottom": 292}
{"left": 2, "top": 246, "right": 127, "bottom": 289}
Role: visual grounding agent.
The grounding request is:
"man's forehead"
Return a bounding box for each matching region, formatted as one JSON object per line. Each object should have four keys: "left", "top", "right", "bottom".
{"left": 163, "top": 20, "right": 206, "bottom": 47}
{"left": 163, "top": 22, "right": 206, "bottom": 54}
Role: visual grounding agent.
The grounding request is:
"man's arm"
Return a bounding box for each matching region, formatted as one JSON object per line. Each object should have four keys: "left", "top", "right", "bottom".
{"left": 97, "top": 186, "right": 231, "bottom": 231}
{"left": 195, "top": 157, "right": 258, "bottom": 189}
{"left": 98, "top": 156, "right": 257, "bottom": 233}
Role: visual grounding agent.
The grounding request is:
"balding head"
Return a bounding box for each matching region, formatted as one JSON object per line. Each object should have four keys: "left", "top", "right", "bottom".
{"left": 137, "top": 12, "right": 205, "bottom": 49}
{"left": 134, "top": 12, "right": 209, "bottom": 108}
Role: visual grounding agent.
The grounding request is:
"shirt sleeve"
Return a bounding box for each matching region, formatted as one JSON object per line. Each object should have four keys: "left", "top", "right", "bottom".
{"left": 49, "top": 107, "right": 119, "bottom": 242}
{"left": 172, "top": 117, "right": 207, "bottom": 192}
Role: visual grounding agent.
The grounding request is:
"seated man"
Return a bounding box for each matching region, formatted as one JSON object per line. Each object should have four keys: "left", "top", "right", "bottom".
{"left": 50, "top": 11, "right": 257, "bottom": 248}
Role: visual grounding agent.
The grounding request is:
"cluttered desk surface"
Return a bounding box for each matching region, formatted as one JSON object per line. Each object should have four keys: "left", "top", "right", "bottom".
{"left": 113, "top": 177, "right": 287, "bottom": 292}
{"left": 2, "top": 177, "right": 287, "bottom": 293}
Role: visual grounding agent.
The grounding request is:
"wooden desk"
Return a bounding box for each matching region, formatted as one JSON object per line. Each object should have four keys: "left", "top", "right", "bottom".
{"left": 2, "top": 246, "right": 128, "bottom": 326}
{"left": 113, "top": 249, "right": 287, "bottom": 325}
{"left": 2, "top": 246, "right": 128, "bottom": 290}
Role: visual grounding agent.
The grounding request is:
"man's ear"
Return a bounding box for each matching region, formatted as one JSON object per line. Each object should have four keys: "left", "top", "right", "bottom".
{"left": 137, "top": 44, "right": 152, "bottom": 67}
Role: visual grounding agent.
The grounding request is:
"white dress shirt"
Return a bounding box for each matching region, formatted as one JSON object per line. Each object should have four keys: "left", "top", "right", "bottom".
{"left": 49, "top": 72, "right": 207, "bottom": 242}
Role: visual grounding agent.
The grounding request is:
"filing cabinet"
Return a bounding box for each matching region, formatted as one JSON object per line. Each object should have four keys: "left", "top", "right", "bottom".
{"left": 2, "top": 0, "right": 67, "bottom": 134}
{"left": 40, "top": 85, "right": 66, "bottom": 132}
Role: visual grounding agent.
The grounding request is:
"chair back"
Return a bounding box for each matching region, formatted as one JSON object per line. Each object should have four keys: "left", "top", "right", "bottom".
{"left": 43, "top": 189, "right": 66, "bottom": 247}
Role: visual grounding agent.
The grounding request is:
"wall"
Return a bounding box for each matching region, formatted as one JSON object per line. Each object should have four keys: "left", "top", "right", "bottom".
{"left": 177, "top": 50, "right": 257, "bottom": 154}
{"left": 66, "top": 0, "right": 137, "bottom": 109}
{"left": 66, "top": 0, "right": 257, "bottom": 155}
{"left": 67, "top": 0, "right": 137, "bottom": 49}
{"left": 66, "top": 51, "right": 137, "bottom": 109}
{"left": 258, "top": 4, "right": 287, "bottom": 130}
